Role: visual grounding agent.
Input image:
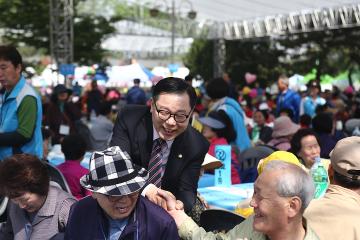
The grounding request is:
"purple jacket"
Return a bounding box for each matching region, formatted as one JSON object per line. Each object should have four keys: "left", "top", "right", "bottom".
{"left": 64, "top": 196, "right": 179, "bottom": 240}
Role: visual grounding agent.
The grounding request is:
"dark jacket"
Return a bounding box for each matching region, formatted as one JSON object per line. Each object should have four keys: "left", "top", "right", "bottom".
{"left": 110, "top": 105, "right": 209, "bottom": 213}
{"left": 65, "top": 196, "right": 179, "bottom": 240}
{"left": 126, "top": 86, "right": 146, "bottom": 105}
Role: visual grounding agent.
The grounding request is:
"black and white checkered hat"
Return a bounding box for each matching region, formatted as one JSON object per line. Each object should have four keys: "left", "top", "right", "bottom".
{"left": 80, "top": 146, "right": 148, "bottom": 196}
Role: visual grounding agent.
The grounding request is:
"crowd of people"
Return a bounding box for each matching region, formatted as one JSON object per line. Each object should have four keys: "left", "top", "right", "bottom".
{"left": 0, "top": 45, "right": 359, "bottom": 239}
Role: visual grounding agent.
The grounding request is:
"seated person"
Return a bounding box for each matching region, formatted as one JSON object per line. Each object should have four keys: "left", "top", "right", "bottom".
{"left": 89, "top": 101, "right": 114, "bottom": 151}
{"left": 267, "top": 116, "right": 299, "bottom": 151}
{"left": 290, "top": 128, "right": 330, "bottom": 170}
{"left": 198, "top": 110, "right": 241, "bottom": 184}
{"left": 65, "top": 146, "right": 179, "bottom": 240}
{"left": 0, "top": 154, "right": 76, "bottom": 239}
{"left": 158, "top": 160, "right": 319, "bottom": 240}
{"left": 250, "top": 110, "right": 273, "bottom": 145}
{"left": 57, "top": 134, "right": 91, "bottom": 199}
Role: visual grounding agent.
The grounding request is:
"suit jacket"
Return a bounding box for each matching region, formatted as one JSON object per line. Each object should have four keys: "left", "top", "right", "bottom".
{"left": 110, "top": 105, "right": 209, "bottom": 212}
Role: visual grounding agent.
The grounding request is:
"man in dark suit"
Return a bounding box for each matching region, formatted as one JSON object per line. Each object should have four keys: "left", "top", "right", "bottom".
{"left": 110, "top": 77, "right": 209, "bottom": 213}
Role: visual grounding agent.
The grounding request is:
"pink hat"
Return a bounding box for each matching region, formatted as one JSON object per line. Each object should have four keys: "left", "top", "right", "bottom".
{"left": 272, "top": 116, "right": 300, "bottom": 138}
{"left": 344, "top": 86, "right": 354, "bottom": 95}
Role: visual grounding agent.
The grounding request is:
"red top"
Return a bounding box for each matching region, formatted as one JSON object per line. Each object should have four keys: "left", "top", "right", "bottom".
{"left": 57, "top": 160, "right": 91, "bottom": 199}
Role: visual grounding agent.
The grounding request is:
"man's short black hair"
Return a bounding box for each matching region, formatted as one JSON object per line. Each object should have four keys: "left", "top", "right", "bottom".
{"left": 98, "top": 101, "right": 112, "bottom": 116}
{"left": 61, "top": 134, "right": 87, "bottom": 160}
{"left": 206, "top": 77, "right": 229, "bottom": 99}
{"left": 133, "top": 78, "right": 140, "bottom": 84}
{"left": 152, "top": 77, "right": 197, "bottom": 109}
{"left": 0, "top": 45, "right": 22, "bottom": 68}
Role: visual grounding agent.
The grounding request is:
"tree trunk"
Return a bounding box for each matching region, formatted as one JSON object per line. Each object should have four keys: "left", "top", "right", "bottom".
{"left": 348, "top": 67, "right": 354, "bottom": 87}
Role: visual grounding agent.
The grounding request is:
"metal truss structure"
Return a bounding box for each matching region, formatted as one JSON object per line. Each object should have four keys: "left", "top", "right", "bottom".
{"left": 49, "top": 0, "right": 74, "bottom": 67}
{"left": 210, "top": 4, "right": 360, "bottom": 40}
{"left": 116, "top": 3, "right": 360, "bottom": 40}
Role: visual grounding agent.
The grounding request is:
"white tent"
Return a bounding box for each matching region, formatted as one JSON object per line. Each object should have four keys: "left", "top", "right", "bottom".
{"left": 105, "top": 63, "right": 152, "bottom": 87}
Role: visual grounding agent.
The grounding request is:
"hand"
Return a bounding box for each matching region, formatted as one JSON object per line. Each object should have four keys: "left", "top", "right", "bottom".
{"left": 145, "top": 184, "right": 168, "bottom": 209}
{"left": 157, "top": 189, "right": 188, "bottom": 227}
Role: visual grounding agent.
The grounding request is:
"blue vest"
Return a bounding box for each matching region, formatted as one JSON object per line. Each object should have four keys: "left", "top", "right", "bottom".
{"left": 0, "top": 76, "right": 43, "bottom": 160}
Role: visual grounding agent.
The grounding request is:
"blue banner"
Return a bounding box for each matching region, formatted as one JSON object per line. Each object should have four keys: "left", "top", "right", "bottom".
{"left": 214, "top": 145, "right": 231, "bottom": 187}
{"left": 59, "top": 64, "right": 75, "bottom": 76}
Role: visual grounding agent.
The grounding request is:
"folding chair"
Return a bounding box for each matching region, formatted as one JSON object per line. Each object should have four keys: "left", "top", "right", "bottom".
{"left": 44, "top": 162, "right": 72, "bottom": 194}
{"left": 237, "top": 145, "right": 274, "bottom": 183}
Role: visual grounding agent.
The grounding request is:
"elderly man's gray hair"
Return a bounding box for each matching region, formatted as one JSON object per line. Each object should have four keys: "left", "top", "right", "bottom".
{"left": 264, "top": 161, "right": 315, "bottom": 213}
{"left": 278, "top": 74, "right": 289, "bottom": 86}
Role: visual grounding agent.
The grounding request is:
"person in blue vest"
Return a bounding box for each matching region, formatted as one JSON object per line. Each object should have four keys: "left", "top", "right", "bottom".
{"left": 206, "top": 78, "right": 251, "bottom": 152}
{"left": 300, "top": 80, "right": 326, "bottom": 118}
{"left": 0, "top": 45, "right": 42, "bottom": 160}
{"left": 276, "top": 74, "right": 301, "bottom": 123}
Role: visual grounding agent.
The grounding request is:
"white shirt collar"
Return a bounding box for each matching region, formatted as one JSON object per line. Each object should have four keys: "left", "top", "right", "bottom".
{"left": 152, "top": 125, "right": 174, "bottom": 148}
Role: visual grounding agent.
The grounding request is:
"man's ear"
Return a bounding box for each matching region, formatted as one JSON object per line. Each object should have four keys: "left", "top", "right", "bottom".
{"left": 149, "top": 98, "right": 153, "bottom": 113}
{"left": 288, "top": 196, "right": 302, "bottom": 218}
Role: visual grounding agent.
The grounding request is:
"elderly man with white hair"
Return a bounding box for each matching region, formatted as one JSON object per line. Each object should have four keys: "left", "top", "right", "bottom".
{"left": 159, "top": 160, "right": 319, "bottom": 240}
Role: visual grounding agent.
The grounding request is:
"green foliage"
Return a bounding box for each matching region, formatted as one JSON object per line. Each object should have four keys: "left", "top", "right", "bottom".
{"left": 0, "top": 0, "right": 116, "bottom": 64}
{"left": 225, "top": 39, "right": 284, "bottom": 87}
{"left": 0, "top": 0, "right": 49, "bottom": 50}
{"left": 73, "top": 15, "right": 115, "bottom": 65}
{"left": 277, "top": 28, "right": 360, "bottom": 82}
{"left": 184, "top": 27, "right": 360, "bottom": 87}
{"left": 183, "top": 39, "right": 213, "bottom": 81}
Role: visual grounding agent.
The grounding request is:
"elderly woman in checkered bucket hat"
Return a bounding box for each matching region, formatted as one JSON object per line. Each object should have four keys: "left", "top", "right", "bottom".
{"left": 65, "top": 146, "right": 179, "bottom": 240}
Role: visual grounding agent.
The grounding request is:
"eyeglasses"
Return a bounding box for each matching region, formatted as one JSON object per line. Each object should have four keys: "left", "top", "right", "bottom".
{"left": 153, "top": 101, "right": 192, "bottom": 123}
{"left": 105, "top": 192, "right": 138, "bottom": 202}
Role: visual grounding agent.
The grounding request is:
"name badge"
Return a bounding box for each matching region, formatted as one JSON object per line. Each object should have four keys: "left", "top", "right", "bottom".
{"left": 214, "top": 145, "right": 231, "bottom": 187}
{"left": 59, "top": 124, "right": 70, "bottom": 135}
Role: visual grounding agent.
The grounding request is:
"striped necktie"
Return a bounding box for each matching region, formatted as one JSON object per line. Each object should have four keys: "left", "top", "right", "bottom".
{"left": 148, "top": 138, "right": 166, "bottom": 187}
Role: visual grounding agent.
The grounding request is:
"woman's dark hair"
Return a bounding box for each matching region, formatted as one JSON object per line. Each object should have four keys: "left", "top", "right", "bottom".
{"left": 0, "top": 154, "right": 49, "bottom": 198}
{"left": 254, "top": 110, "right": 268, "bottom": 121}
{"left": 61, "top": 134, "right": 87, "bottom": 160}
{"left": 290, "top": 128, "right": 320, "bottom": 155}
{"left": 152, "top": 77, "right": 197, "bottom": 109}
{"left": 0, "top": 45, "right": 22, "bottom": 68}
{"left": 300, "top": 114, "right": 312, "bottom": 127}
{"left": 209, "top": 110, "right": 236, "bottom": 143}
{"left": 279, "top": 107, "right": 294, "bottom": 120}
{"left": 312, "top": 112, "right": 333, "bottom": 134}
{"left": 205, "top": 77, "right": 229, "bottom": 100}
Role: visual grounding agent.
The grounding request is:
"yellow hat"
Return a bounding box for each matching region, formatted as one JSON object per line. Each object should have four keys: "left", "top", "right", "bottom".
{"left": 257, "top": 151, "right": 304, "bottom": 175}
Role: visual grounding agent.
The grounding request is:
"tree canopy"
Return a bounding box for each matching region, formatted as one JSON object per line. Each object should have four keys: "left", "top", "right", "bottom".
{"left": 184, "top": 27, "right": 360, "bottom": 86}
{"left": 0, "top": 0, "right": 116, "bottom": 65}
